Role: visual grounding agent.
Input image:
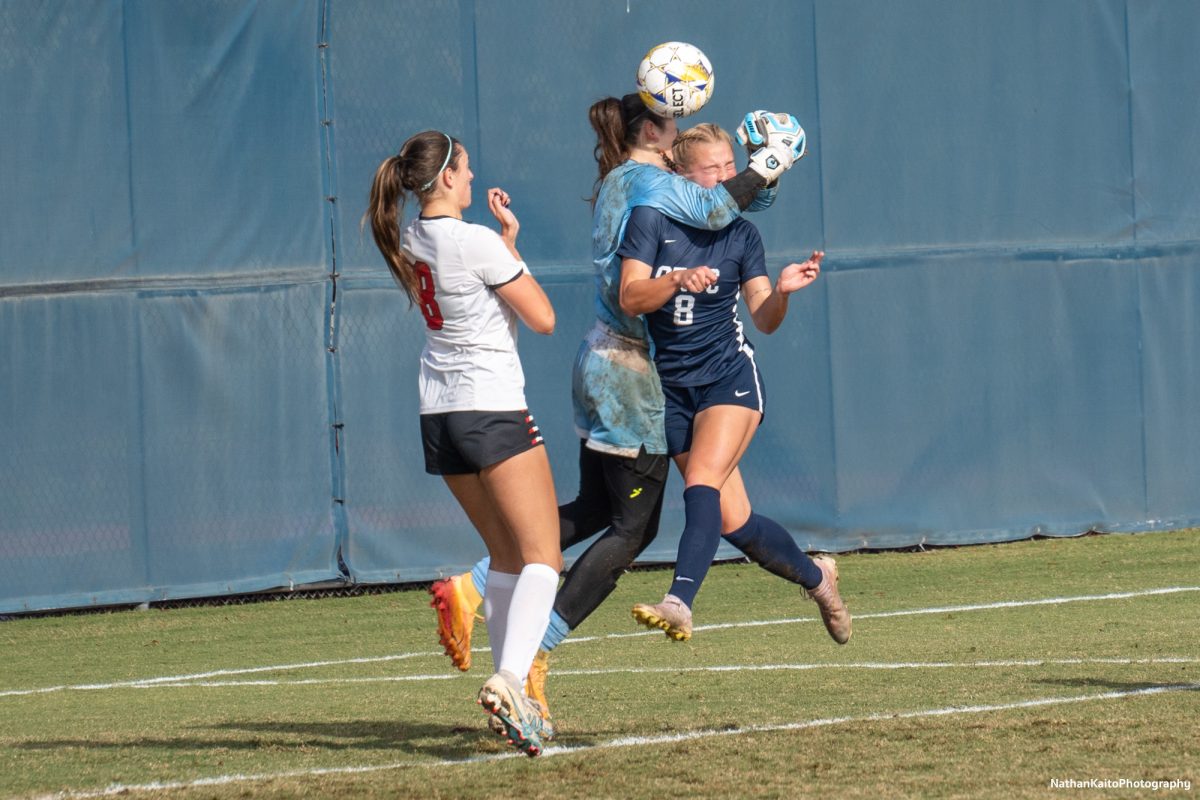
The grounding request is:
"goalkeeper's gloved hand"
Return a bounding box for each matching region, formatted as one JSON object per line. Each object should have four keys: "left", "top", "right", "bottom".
{"left": 735, "top": 109, "right": 770, "bottom": 151}
{"left": 737, "top": 110, "right": 807, "bottom": 184}
{"left": 737, "top": 110, "right": 807, "bottom": 160}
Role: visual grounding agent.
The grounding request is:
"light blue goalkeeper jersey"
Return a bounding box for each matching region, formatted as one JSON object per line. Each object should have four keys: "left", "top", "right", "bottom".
{"left": 591, "top": 161, "right": 774, "bottom": 341}
{"left": 574, "top": 161, "right": 774, "bottom": 456}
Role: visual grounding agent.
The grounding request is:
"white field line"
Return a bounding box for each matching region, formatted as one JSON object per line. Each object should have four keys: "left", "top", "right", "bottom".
{"left": 0, "top": 653, "right": 432, "bottom": 699}
{"left": 4, "top": 585, "right": 1197, "bottom": 699}
{"left": 45, "top": 681, "right": 1200, "bottom": 799}
{"left": 126, "top": 657, "right": 1200, "bottom": 689}
{"left": 594, "top": 585, "right": 1200, "bottom": 641}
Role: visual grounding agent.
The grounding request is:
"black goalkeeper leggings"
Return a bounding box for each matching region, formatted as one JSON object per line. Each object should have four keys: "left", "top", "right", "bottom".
{"left": 553, "top": 441, "right": 669, "bottom": 629}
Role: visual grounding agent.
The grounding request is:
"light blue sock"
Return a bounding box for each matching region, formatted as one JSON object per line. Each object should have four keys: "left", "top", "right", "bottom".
{"left": 539, "top": 610, "right": 571, "bottom": 652}
{"left": 470, "top": 557, "right": 490, "bottom": 596}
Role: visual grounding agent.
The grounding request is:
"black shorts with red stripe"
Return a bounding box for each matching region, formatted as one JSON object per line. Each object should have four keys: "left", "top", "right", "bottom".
{"left": 420, "top": 409, "right": 545, "bottom": 476}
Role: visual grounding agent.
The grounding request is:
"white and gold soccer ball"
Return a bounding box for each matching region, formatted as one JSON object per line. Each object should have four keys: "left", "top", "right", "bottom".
{"left": 636, "top": 41, "right": 714, "bottom": 118}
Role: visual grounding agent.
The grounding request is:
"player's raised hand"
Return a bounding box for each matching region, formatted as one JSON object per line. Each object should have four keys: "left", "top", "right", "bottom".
{"left": 736, "top": 111, "right": 763, "bottom": 150}
{"left": 737, "top": 111, "right": 807, "bottom": 160}
{"left": 675, "top": 266, "right": 719, "bottom": 293}
{"left": 776, "top": 251, "right": 824, "bottom": 295}
{"left": 738, "top": 111, "right": 808, "bottom": 184}
{"left": 487, "top": 187, "right": 518, "bottom": 242}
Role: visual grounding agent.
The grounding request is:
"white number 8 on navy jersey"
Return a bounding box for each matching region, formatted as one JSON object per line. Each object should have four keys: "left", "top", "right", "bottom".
{"left": 654, "top": 265, "right": 719, "bottom": 326}
{"left": 673, "top": 294, "right": 695, "bottom": 325}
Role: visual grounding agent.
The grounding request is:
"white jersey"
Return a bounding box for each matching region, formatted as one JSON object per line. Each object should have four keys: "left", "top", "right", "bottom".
{"left": 401, "top": 215, "right": 530, "bottom": 414}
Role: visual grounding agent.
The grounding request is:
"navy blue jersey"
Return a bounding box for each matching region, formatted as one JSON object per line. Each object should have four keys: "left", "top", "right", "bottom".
{"left": 618, "top": 206, "right": 767, "bottom": 387}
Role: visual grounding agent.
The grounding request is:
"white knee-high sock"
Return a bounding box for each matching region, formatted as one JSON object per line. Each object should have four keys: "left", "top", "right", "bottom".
{"left": 498, "top": 563, "right": 560, "bottom": 684}
{"left": 483, "top": 570, "right": 519, "bottom": 673}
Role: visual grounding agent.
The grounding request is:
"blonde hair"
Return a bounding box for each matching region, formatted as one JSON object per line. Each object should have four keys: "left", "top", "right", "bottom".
{"left": 671, "top": 123, "right": 734, "bottom": 172}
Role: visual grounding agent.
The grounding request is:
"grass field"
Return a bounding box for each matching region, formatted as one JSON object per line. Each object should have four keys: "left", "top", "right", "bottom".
{"left": 2, "top": 530, "right": 1197, "bottom": 799}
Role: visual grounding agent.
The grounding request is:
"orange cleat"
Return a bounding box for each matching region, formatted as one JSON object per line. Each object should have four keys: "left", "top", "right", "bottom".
{"left": 428, "top": 573, "right": 481, "bottom": 671}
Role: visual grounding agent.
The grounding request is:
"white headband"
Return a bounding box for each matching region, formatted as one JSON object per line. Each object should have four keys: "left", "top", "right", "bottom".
{"left": 420, "top": 133, "right": 454, "bottom": 192}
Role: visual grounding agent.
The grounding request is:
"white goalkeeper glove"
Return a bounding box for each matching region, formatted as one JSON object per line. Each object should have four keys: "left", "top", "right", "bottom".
{"left": 737, "top": 110, "right": 807, "bottom": 159}
{"left": 737, "top": 110, "right": 807, "bottom": 184}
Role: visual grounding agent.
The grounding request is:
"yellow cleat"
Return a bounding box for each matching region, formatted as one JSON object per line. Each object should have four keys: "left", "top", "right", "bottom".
{"left": 631, "top": 594, "right": 692, "bottom": 641}
{"left": 524, "top": 649, "right": 552, "bottom": 722}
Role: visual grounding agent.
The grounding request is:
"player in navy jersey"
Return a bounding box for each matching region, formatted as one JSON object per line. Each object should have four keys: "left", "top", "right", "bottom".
{"left": 618, "top": 123, "right": 851, "bottom": 644}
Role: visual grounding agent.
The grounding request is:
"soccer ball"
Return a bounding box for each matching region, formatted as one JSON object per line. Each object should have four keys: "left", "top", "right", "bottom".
{"left": 636, "top": 42, "right": 714, "bottom": 119}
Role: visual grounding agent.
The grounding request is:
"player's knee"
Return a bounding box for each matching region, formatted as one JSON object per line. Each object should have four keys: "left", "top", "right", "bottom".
{"left": 606, "top": 521, "right": 655, "bottom": 562}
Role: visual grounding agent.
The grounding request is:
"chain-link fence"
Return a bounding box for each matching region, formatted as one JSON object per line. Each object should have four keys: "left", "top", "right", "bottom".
{"left": 3, "top": 0, "right": 1200, "bottom": 613}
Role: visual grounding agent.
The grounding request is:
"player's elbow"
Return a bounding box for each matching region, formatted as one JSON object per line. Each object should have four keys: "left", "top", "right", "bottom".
{"left": 528, "top": 308, "right": 555, "bottom": 335}
{"left": 620, "top": 296, "right": 653, "bottom": 317}
{"left": 618, "top": 288, "right": 638, "bottom": 317}
{"left": 752, "top": 314, "right": 781, "bottom": 335}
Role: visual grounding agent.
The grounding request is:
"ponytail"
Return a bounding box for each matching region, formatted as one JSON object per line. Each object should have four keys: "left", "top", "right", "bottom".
{"left": 363, "top": 131, "right": 460, "bottom": 306}
{"left": 589, "top": 97, "right": 626, "bottom": 201}
{"left": 588, "top": 93, "right": 664, "bottom": 205}
{"left": 365, "top": 156, "right": 418, "bottom": 304}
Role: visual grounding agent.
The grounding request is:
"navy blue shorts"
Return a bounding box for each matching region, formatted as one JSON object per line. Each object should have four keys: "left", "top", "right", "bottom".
{"left": 662, "top": 354, "right": 765, "bottom": 457}
{"left": 420, "top": 409, "right": 544, "bottom": 475}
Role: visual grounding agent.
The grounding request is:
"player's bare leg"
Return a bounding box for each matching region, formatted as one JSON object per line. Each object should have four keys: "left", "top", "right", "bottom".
{"left": 633, "top": 405, "right": 759, "bottom": 638}
{"left": 468, "top": 447, "right": 561, "bottom": 749}
{"left": 478, "top": 446, "right": 562, "bottom": 574}
{"left": 680, "top": 404, "right": 760, "bottom": 494}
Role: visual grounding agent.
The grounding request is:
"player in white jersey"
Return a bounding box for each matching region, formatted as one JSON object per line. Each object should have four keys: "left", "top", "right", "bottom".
{"left": 365, "top": 130, "right": 559, "bottom": 756}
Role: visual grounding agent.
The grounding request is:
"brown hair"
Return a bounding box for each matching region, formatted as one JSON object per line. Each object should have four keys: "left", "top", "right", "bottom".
{"left": 588, "top": 93, "right": 667, "bottom": 205}
{"left": 671, "top": 123, "right": 734, "bottom": 173}
{"left": 364, "top": 131, "right": 460, "bottom": 305}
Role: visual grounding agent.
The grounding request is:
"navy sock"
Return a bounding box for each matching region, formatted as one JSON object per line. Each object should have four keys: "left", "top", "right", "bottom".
{"left": 668, "top": 485, "right": 722, "bottom": 607}
{"left": 725, "top": 513, "right": 823, "bottom": 590}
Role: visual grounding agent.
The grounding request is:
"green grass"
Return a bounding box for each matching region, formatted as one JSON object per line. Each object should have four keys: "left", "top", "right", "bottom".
{"left": 2, "top": 530, "right": 1198, "bottom": 799}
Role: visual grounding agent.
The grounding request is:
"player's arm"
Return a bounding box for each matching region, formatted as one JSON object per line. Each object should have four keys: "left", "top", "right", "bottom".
{"left": 487, "top": 187, "right": 521, "bottom": 260}
{"left": 495, "top": 272, "right": 555, "bottom": 335}
{"left": 718, "top": 111, "right": 808, "bottom": 210}
{"left": 620, "top": 258, "right": 716, "bottom": 316}
{"left": 743, "top": 276, "right": 781, "bottom": 333}
{"left": 746, "top": 251, "right": 824, "bottom": 334}
{"left": 721, "top": 169, "right": 775, "bottom": 211}
{"left": 476, "top": 189, "right": 555, "bottom": 334}
{"left": 635, "top": 168, "right": 744, "bottom": 230}
{"left": 745, "top": 183, "right": 778, "bottom": 213}
{"left": 647, "top": 170, "right": 775, "bottom": 223}
{"left": 634, "top": 167, "right": 780, "bottom": 229}
{"left": 616, "top": 205, "right": 717, "bottom": 315}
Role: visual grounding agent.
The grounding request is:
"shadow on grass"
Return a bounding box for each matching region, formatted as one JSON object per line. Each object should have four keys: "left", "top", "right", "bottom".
{"left": 11, "top": 717, "right": 600, "bottom": 761}
{"left": 1036, "top": 677, "right": 1200, "bottom": 693}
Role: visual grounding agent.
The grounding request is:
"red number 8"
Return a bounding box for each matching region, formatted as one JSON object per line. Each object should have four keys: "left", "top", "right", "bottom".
{"left": 414, "top": 261, "right": 444, "bottom": 330}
